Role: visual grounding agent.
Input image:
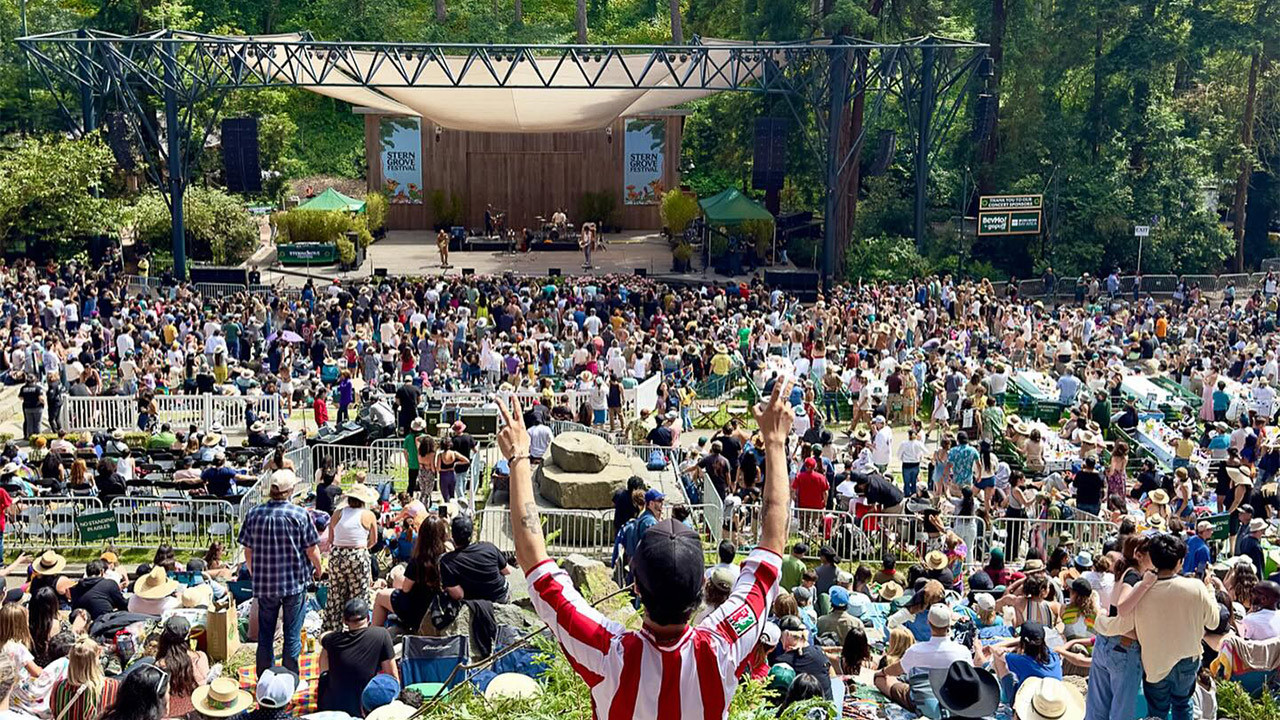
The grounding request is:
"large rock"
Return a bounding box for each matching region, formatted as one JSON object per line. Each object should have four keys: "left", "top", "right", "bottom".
{"left": 559, "top": 554, "right": 634, "bottom": 625}
{"left": 549, "top": 432, "right": 613, "bottom": 473}
{"left": 561, "top": 553, "right": 609, "bottom": 593}
{"left": 536, "top": 460, "right": 631, "bottom": 508}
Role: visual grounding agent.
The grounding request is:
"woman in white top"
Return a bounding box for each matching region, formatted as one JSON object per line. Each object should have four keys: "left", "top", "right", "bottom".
{"left": 897, "top": 427, "right": 927, "bottom": 496}
{"left": 323, "top": 483, "right": 380, "bottom": 633}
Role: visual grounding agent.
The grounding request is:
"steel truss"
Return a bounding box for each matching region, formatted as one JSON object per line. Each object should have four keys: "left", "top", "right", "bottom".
{"left": 17, "top": 30, "right": 986, "bottom": 283}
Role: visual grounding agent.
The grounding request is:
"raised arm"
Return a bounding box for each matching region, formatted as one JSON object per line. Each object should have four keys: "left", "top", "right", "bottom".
{"left": 755, "top": 377, "right": 795, "bottom": 554}
{"left": 498, "top": 395, "right": 546, "bottom": 572}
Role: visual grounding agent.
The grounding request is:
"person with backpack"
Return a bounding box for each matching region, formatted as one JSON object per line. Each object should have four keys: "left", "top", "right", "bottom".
{"left": 610, "top": 489, "right": 666, "bottom": 579}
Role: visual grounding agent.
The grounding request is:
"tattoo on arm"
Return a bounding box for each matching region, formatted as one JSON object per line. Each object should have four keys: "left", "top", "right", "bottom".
{"left": 521, "top": 502, "right": 540, "bottom": 531}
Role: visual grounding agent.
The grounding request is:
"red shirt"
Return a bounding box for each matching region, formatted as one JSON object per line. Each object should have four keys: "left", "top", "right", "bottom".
{"left": 792, "top": 470, "right": 829, "bottom": 509}
{"left": 0, "top": 488, "right": 10, "bottom": 532}
{"left": 312, "top": 397, "right": 328, "bottom": 425}
{"left": 528, "top": 548, "right": 781, "bottom": 719}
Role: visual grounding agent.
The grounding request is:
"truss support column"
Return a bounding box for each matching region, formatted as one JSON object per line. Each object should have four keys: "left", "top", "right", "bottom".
{"left": 822, "top": 44, "right": 849, "bottom": 289}
{"left": 914, "top": 38, "right": 937, "bottom": 253}
{"left": 163, "top": 38, "right": 187, "bottom": 281}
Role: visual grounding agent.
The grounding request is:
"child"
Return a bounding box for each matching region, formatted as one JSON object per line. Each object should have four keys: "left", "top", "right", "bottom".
{"left": 873, "top": 556, "right": 898, "bottom": 586}
{"left": 312, "top": 392, "right": 329, "bottom": 428}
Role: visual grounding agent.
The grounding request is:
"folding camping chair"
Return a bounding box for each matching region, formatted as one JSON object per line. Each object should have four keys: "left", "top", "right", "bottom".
{"left": 400, "top": 635, "right": 470, "bottom": 691}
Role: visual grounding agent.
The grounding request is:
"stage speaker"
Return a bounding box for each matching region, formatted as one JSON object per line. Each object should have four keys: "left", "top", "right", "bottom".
{"left": 104, "top": 112, "right": 136, "bottom": 171}
{"left": 374, "top": 268, "right": 388, "bottom": 277}
{"left": 451, "top": 226, "right": 466, "bottom": 243}
{"left": 462, "top": 268, "right": 475, "bottom": 276}
{"left": 973, "top": 94, "right": 997, "bottom": 143}
{"left": 752, "top": 117, "right": 788, "bottom": 191}
{"left": 221, "top": 117, "right": 262, "bottom": 193}
{"left": 869, "top": 130, "right": 896, "bottom": 176}
{"left": 549, "top": 268, "right": 561, "bottom": 277}
{"left": 634, "top": 268, "right": 647, "bottom": 277}
{"left": 190, "top": 265, "right": 249, "bottom": 285}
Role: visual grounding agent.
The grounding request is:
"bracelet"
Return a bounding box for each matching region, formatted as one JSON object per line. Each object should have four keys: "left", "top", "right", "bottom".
{"left": 510, "top": 455, "right": 534, "bottom": 464}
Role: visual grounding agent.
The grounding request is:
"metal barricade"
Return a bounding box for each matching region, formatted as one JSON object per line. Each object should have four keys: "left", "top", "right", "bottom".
{"left": 702, "top": 474, "right": 723, "bottom": 544}
{"left": 729, "top": 504, "right": 873, "bottom": 562}
{"left": 311, "top": 443, "right": 406, "bottom": 490}
{"left": 548, "top": 420, "right": 620, "bottom": 445}
{"left": 207, "top": 395, "right": 281, "bottom": 432}
{"left": 10, "top": 496, "right": 105, "bottom": 550}
{"left": 474, "top": 506, "right": 613, "bottom": 559}
{"left": 194, "top": 282, "right": 249, "bottom": 298}
{"left": 989, "top": 515, "right": 1115, "bottom": 563}
{"left": 64, "top": 397, "right": 138, "bottom": 432}
{"left": 109, "top": 496, "right": 239, "bottom": 551}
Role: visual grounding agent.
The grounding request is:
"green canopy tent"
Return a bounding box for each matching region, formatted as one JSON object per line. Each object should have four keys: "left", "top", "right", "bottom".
{"left": 698, "top": 188, "right": 777, "bottom": 267}
{"left": 295, "top": 187, "right": 366, "bottom": 213}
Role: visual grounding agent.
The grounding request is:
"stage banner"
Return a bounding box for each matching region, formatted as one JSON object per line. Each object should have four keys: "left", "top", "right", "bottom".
{"left": 623, "top": 118, "right": 666, "bottom": 205}
{"left": 380, "top": 117, "right": 423, "bottom": 205}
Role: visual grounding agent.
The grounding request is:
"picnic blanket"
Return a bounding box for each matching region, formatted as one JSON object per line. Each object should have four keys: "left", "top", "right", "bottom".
{"left": 238, "top": 649, "right": 321, "bottom": 713}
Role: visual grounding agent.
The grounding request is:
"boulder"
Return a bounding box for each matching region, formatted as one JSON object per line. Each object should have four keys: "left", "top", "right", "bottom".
{"left": 561, "top": 553, "right": 608, "bottom": 593}
{"left": 492, "top": 602, "right": 537, "bottom": 629}
{"left": 548, "top": 432, "right": 613, "bottom": 473}
{"left": 536, "top": 461, "right": 630, "bottom": 508}
{"left": 559, "top": 554, "right": 633, "bottom": 624}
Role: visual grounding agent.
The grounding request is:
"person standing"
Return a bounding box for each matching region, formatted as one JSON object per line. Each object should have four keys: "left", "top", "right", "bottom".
{"left": 871, "top": 415, "right": 893, "bottom": 475}
{"left": 898, "top": 427, "right": 927, "bottom": 496}
{"left": 404, "top": 417, "right": 424, "bottom": 494}
{"left": 238, "top": 470, "right": 321, "bottom": 676}
{"left": 45, "top": 373, "right": 64, "bottom": 435}
{"left": 323, "top": 484, "right": 378, "bottom": 634}
{"left": 1132, "top": 533, "right": 1218, "bottom": 720}
{"left": 19, "top": 376, "right": 43, "bottom": 440}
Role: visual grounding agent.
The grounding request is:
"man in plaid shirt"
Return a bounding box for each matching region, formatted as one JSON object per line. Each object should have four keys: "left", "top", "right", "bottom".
{"left": 239, "top": 469, "right": 321, "bottom": 676}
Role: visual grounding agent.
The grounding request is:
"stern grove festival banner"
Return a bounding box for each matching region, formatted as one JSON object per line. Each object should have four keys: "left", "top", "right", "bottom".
{"left": 623, "top": 118, "right": 666, "bottom": 205}
{"left": 380, "top": 117, "right": 423, "bottom": 205}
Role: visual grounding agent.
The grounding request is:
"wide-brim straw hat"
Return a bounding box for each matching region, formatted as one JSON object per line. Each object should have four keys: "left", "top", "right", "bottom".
{"left": 192, "top": 678, "right": 254, "bottom": 718}
{"left": 1149, "top": 489, "right": 1171, "bottom": 505}
{"left": 202, "top": 433, "right": 222, "bottom": 447}
{"left": 133, "top": 566, "right": 180, "bottom": 600}
{"left": 1015, "top": 678, "right": 1085, "bottom": 720}
{"left": 31, "top": 550, "right": 66, "bottom": 576}
{"left": 344, "top": 483, "right": 380, "bottom": 507}
{"left": 924, "top": 550, "right": 948, "bottom": 570}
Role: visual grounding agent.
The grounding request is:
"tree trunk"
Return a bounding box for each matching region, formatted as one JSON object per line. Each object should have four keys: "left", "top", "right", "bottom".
{"left": 576, "top": 0, "right": 588, "bottom": 42}
{"left": 514, "top": 0, "right": 523, "bottom": 25}
{"left": 1088, "top": 6, "right": 1104, "bottom": 159}
{"left": 434, "top": 0, "right": 446, "bottom": 22}
{"left": 840, "top": 0, "right": 883, "bottom": 249}
{"left": 669, "top": 0, "right": 683, "bottom": 44}
{"left": 1233, "top": 49, "right": 1261, "bottom": 272}
{"left": 977, "top": 0, "right": 1006, "bottom": 194}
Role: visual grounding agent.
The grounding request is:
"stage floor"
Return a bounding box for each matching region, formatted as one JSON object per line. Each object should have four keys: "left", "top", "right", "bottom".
{"left": 259, "top": 229, "right": 758, "bottom": 285}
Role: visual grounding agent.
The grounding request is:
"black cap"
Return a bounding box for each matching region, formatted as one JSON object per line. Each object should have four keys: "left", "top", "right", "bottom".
{"left": 968, "top": 570, "right": 994, "bottom": 592}
{"left": 344, "top": 597, "right": 371, "bottom": 621}
{"left": 630, "top": 519, "right": 705, "bottom": 616}
{"left": 163, "top": 615, "right": 190, "bottom": 639}
{"left": 1020, "top": 621, "right": 1046, "bottom": 645}
{"left": 186, "top": 558, "right": 207, "bottom": 572}
{"left": 1241, "top": 504, "right": 1255, "bottom": 516}
{"left": 777, "top": 614, "right": 806, "bottom": 632}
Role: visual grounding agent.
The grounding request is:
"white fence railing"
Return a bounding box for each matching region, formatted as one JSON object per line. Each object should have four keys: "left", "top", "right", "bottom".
{"left": 63, "top": 394, "right": 281, "bottom": 433}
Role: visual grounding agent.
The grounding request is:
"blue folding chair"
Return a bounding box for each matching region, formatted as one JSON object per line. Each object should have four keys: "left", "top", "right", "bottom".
{"left": 400, "top": 636, "right": 469, "bottom": 690}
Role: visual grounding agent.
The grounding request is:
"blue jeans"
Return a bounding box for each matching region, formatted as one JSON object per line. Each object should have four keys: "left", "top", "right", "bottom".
{"left": 902, "top": 464, "right": 920, "bottom": 496}
{"left": 1077, "top": 502, "right": 1101, "bottom": 516}
{"left": 1143, "top": 655, "right": 1198, "bottom": 720}
{"left": 1085, "top": 634, "right": 1143, "bottom": 720}
{"left": 256, "top": 591, "right": 305, "bottom": 676}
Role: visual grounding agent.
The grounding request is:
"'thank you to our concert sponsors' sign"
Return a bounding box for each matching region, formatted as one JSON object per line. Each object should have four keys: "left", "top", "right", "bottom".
{"left": 623, "top": 118, "right": 666, "bottom": 205}
{"left": 380, "top": 117, "right": 423, "bottom": 205}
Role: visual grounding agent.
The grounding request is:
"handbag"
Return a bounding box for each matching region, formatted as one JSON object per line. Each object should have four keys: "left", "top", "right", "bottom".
{"left": 428, "top": 590, "right": 461, "bottom": 631}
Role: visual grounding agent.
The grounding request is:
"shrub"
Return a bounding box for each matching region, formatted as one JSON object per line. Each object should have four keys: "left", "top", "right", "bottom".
{"left": 739, "top": 218, "right": 775, "bottom": 257}
{"left": 365, "top": 192, "right": 389, "bottom": 234}
{"left": 130, "top": 187, "right": 257, "bottom": 266}
{"left": 659, "top": 189, "right": 699, "bottom": 234}
{"left": 579, "top": 191, "right": 620, "bottom": 228}
{"left": 673, "top": 242, "right": 694, "bottom": 263}
{"left": 272, "top": 209, "right": 352, "bottom": 245}
{"left": 845, "top": 234, "right": 931, "bottom": 282}
{"left": 336, "top": 236, "right": 356, "bottom": 266}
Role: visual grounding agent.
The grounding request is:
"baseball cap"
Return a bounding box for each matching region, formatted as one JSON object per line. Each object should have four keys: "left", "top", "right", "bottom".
{"left": 630, "top": 519, "right": 704, "bottom": 622}
{"left": 792, "top": 585, "right": 812, "bottom": 603}
{"left": 803, "top": 457, "right": 816, "bottom": 470}
{"left": 100, "top": 551, "right": 118, "bottom": 564}
{"left": 1196, "top": 520, "right": 1214, "bottom": 533}
{"left": 829, "top": 586, "right": 851, "bottom": 608}
{"left": 760, "top": 622, "right": 781, "bottom": 647}
{"left": 344, "top": 597, "right": 371, "bottom": 621}
{"left": 1241, "top": 504, "right": 1256, "bottom": 515}
{"left": 269, "top": 469, "right": 299, "bottom": 494}
{"left": 974, "top": 593, "right": 996, "bottom": 612}
{"left": 361, "top": 674, "right": 400, "bottom": 713}
{"left": 162, "top": 615, "right": 191, "bottom": 639}
{"left": 256, "top": 666, "right": 298, "bottom": 709}
{"left": 767, "top": 663, "right": 796, "bottom": 692}
{"left": 927, "top": 604, "right": 954, "bottom": 628}
{"left": 643, "top": 489, "right": 666, "bottom": 503}
{"left": 707, "top": 566, "right": 736, "bottom": 593}
{"left": 777, "top": 614, "right": 806, "bottom": 632}
{"left": 1020, "top": 621, "right": 1047, "bottom": 645}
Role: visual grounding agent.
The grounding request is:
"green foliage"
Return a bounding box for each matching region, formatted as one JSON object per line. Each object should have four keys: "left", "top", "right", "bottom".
{"left": 845, "top": 234, "right": 931, "bottom": 282}
{"left": 272, "top": 209, "right": 353, "bottom": 244}
{"left": 1217, "top": 680, "right": 1280, "bottom": 720}
{"left": 130, "top": 187, "right": 258, "bottom": 265}
{"left": 0, "top": 133, "right": 123, "bottom": 253}
{"left": 673, "top": 240, "right": 694, "bottom": 262}
{"left": 579, "top": 191, "right": 620, "bottom": 228}
{"left": 365, "top": 192, "right": 389, "bottom": 234}
{"left": 336, "top": 235, "right": 356, "bottom": 266}
{"left": 660, "top": 189, "right": 699, "bottom": 233}
{"left": 428, "top": 190, "right": 465, "bottom": 229}
{"left": 739, "top": 218, "right": 775, "bottom": 256}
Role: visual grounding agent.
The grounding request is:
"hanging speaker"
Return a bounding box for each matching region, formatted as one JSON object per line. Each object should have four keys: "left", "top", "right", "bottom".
{"left": 973, "top": 93, "right": 997, "bottom": 143}
{"left": 869, "top": 130, "right": 896, "bottom": 176}
{"left": 104, "top": 112, "right": 136, "bottom": 172}
{"left": 752, "top": 117, "right": 788, "bottom": 191}
{"left": 221, "top": 117, "right": 262, "bottom": 193}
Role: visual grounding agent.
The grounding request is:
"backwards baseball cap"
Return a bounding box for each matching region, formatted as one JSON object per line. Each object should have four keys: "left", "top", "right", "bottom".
{"left": 256, "top": 667, "right": 298, "bottom": 709}
{"left": 928, "top": 604, "right": 954, "bottom": 628}
{"left": 829, "top": 586, "right": 851, "bottom": 608}
{"left": 643, "top": 488, "right": 666, "bottom": 503}
{"left": 760, "top": 622, "right": 781, "bottom": 647}
{"left": 630, "top": 519, "right": 705, "bottom": 624}
{"left": 1020, "top": 621, "right": 1047, "bottom": 645}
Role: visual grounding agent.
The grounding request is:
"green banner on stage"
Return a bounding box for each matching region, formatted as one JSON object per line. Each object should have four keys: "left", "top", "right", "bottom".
{"left": 278, "top": 242, "right": 339, "bottom": 265}
{"left": 76, "top": 511, "right": 119, "bottom": 542}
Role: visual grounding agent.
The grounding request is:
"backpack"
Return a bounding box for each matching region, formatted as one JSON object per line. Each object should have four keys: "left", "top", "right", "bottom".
{"left": 619, "top": 517, "right": 643, "bottom": 559}
{"left": 646, "top": 449, "right": 668, "bottom": 470}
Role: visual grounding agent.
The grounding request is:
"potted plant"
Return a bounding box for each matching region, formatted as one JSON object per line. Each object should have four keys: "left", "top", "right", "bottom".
{"left": 672, "top": 241, "right": 694, "bottom": 272}
{"left": 660, "top": 189, "right": 699, "bottom": 245}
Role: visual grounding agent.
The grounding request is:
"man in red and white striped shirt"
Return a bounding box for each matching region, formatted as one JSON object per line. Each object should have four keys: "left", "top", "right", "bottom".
{"left": 494, "top": 381, "right": 796, "bottom": 720}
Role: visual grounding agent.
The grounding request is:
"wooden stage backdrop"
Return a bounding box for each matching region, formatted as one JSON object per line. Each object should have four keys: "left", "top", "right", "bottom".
{"left": 363, "top": 115, "right": 683, "bottom": 232}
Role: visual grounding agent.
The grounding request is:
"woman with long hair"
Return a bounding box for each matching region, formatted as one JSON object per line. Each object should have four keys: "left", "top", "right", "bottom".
{"left": 372, "top": 514, "right": 449, "bottom": 630}
{"left": 68, "top": 459, "right": 94, "bottom": 496}
{"left": 839, "top": 625, "right": 872, "bottom": 676}
{"left": 50, "top": 637, "right": 119, "bottom": 720}
{"left": 436, "top": 438, "right": 461, "bottom": 504}
{"left": 202, "top": 541, "right": 234, "bottom": 581}
{"left": 97, "top": 664, "right": 167, "bottom": 720}
{"left": 0, "top": 603, "right": 41, "bottom": 684}
{"left": 27, "top": 588, "right": 61, "bottom": 667}
{"left": 417, "top": 435, "right": 438, "bottom": 505}
{"left": 1105, "top": 441, "right": 1130, "bottom": 499}
{"left": 154, "top": 617, "right": 208, "bottom": 717}
{"left": 880, "top": 627, "right": 915, "bottom": 670}
{"left": 323, "top": 484, "right": 379, "bottom": 633}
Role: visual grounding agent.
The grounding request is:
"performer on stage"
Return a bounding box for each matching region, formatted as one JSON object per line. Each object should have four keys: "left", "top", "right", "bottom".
{"left": 580, "top": 222, "right": 596, "bottom": 269}
{"left": 551, "top": 208, "right": 568, "bottom": 234}
{"left": 436, "top": 228, "right": 450, "bottom": 268}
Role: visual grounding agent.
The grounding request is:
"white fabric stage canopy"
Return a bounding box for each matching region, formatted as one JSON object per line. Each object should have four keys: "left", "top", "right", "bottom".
{"left": 227, "top": 34, "right": 790, "bottom": 132}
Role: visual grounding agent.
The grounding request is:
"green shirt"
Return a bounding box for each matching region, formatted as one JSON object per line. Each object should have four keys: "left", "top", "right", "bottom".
{"left": 403, "top": 432, "right": 420, "bottom": 470}
{"left": 780, "top": 555, "right": 807, "bottom": 592}
{"left": 148, "top": 431, "right": 177, "bottom": 449}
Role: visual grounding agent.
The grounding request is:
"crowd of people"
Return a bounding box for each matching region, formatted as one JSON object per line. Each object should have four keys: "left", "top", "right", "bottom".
{"left": 4, "top": 252, "right": 1280, "bottom": 719}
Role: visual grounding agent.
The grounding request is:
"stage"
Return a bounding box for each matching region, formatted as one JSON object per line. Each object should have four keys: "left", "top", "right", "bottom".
{"left": 257, "top": 230, "right": 763, "bottom": 285}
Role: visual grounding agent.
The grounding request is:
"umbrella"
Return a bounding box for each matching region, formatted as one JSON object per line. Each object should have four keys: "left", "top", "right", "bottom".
{"left": 280, "top": 330, "right": 303, "bottom": 343}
